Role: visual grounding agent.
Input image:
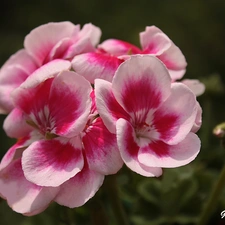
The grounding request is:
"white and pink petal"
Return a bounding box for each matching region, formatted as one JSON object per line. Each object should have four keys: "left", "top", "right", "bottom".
{"left": 116, "top": 118, "right": 162, "bottom": 177}
{"left": 55, "top": 161, "right": 104, "bottom": 208}
{"left": 24, "top": 21, "right": 79, "bottom": 66}
{"left": 3, "top": 108, "right": 32, "bottom": 138}
{"left": 83, "top": 117, "right": 123, "bottom": 175}
{"left": 0, "top": 159, "right": 59, "bottom": 215}
{"left": 95, "top": 79, "right": 129, "bottom": 133}
{"left": 153, "top": 83, "right": 198, "bottom": 145}
{"left": 112, "top": 55, "right": 171, "bottom": 119}
{"left": 49, "top": 71, "right": 92, "bottom": 137}
{"left": 22, "top": 138, "right": 84, "bottom": 187}
{"left": 138, "top": 133, "right": 200, "bottom": 168}
{"left": 98, "top": 39, "right": 141, "bottom": 56}
{"left": 72, "top": 52, "right": 123, "bottom": 83}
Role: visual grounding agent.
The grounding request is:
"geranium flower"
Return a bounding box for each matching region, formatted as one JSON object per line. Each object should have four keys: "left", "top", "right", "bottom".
{"left": 95, "top": 55, "right": 201, "bottom": 177}
{"left": 0, "top": 21, "right": 101, "bottom": 114}
{"left": 71, "top": 25, "right": 187, "bottom": 83}
{"left": 0, "top": 61, "right": 122, "bottom": 214}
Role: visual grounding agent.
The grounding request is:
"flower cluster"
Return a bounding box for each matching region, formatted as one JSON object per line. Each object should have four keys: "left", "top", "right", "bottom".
{"left": 0, "top": 21, "right": 203, "bottom": 215}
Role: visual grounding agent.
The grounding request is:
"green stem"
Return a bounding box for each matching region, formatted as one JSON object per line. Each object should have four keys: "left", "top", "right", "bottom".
{"left": 197, "top": 163, "right": 225, "bottom": 225}
{"left": 105, "top": 175, "right": 129, "bottom": 225}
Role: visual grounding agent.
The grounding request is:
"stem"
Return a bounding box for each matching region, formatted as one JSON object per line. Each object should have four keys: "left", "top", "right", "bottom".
{"left": 87, "top": 194, "right": 109, "bottom": 225}
{"left": 105, "top": 175, "right": 129, "bottom": 225}
{"left": 197, "top": 163, "right": 225, "bottom": 225}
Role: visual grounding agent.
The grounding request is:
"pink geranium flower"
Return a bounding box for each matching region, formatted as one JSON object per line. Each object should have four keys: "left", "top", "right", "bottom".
{"left": 0, "top": 63, "right": 122, "bottom": 215}
{"left": 95, "top": 55, "right": 201, "bottom": 177}
{"left": 72, "top": 26, "right": 187, "bottom": 83}
{"left": 0, "top": 21, "right": 101, "bottom": 114}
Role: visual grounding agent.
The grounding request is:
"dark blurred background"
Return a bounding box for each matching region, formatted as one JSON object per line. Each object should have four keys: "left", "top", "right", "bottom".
{"left": 0, "top": 0, "right": 225, "bottom": 224}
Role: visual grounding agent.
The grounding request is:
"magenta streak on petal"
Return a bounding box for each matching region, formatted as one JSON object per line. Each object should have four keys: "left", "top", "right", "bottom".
{"left": 35, "top": 140, "right": 81, "bottom": 169}
{"left": 122, "top": 120, "right": 139, "bottom": 158}
{"left": 87, "top": 52, "right": 124, "bottom": 71}
{"left": 15, "top": 78, "right": 53, "bottom": 116}
{"left": 121, "top": 75, "right": 161, "bottom": 124}
{"left": 106, "top": 89, "right": 130, "bottom": 122}
{"left": 144, "top": 140, "right": 169, "bottom": 157}
{"left": 153, "top": 112, "right": 179, "bottom": 141}
{"left": 49, "top": 85, "right": 82, "bottom": 135}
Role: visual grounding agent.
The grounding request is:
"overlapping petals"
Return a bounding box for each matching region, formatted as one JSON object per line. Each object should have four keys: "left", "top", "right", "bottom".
{"left": 96, "top": 55, "right": 201, "bottom": 176}
{"left": 0, "top": 21, "right": 102, "bottom": 114}
{"left": 0, "top": 22, "right": 203, "bottom": 216}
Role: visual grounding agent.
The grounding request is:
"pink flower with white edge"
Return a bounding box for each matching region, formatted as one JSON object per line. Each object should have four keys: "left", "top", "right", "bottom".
{"left": 72, "top": 25, "right": 186, "bottom": 83}
{"left": 95, "top": 55, "right": 201, "bottom": 177}
{"left": 1, "top": 63, "right": 122, "bottom": 214}
{"left": 0, "top": 21, "right": 101, "bottom": 114}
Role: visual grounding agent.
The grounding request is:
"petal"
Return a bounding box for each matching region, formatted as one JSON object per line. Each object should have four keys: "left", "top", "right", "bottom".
{"left": 98, "top": 39, "right": 141, "bottom": 56}
{"left": 0, "top": 159, "right": 59, "bottom": 215}
{"left": 157, "top": 44, "right": 187, "bottom": 80}
{"left": 78, "top": 23, "right": 102, "bottom": 47}
{"left": 49, "top": 70, "right": 92, "bottom": 137}
{"left": 116, "top": 118, "right": 162, "bottom": 177}
{"left": 153, "top": 83, "right": 198, "bottom": 145}
{"left": 0, "top": 135, "right": 31, "bottom": 170}
{"left": 3, "top": 108, "right": 32, "bottom": 138}
{"left": 141, "top": 31, "right": 171, "bottom": 55}
{"left": 12, "top": 60, "right": 71, "bottom": 114}
{"left": 95, "top": 79, "right": 129, "bottom": 133}
{"left": 24, "top": 21, "right": 79, "bottom": 66}
{"left": 140, "top": 26, "right": 165, "bottom": 51}
{"left": 22, "top": 138, "right": 84, "bottom": 187}
{"left": 83, "top": 117, "right": 123, "bottom": 175}
{"left": 72, "top": 52, "right": 123, "bottom": 83}
{"left": 138, "top": 132, "right": 200, "bottom": 168}
{"left": 191, "top": 102, "right": 202, "bottom": 133}
{"left": 181, "top": 79, "right": 205, "bottom": 96}
{"left": 18, "top": 59, "right": 71, "bottom": 89}
{"left": 112, "top": 55, "right": 171, "bottom": 120}
{"left": 0, "top": 66, "right": 30, "bottom": 113}
{"left": 168, "top": 69, "right": 186, "bottom": 82}
{"left": 12, "top": 76, "right": 53, "bottom": 115}
{"left": 0, "top": 49, "right": 37, "bottom": 74}
{"left": 63, "top": 23, "right": 102, "bottom": 58}
{"left": 55, "top": 162, "right": 104, "bottom": 208}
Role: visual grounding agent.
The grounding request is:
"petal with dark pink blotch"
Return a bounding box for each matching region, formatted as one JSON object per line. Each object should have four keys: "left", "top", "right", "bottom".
{"left": 55, "top": 162, "right": 104, "bottom": 208}
{"left": 138, "top": 133, "right": 200, "bottom": 168}
{"left": 24, "top": 22, "right": 79, "bottom": 66}
{"left": 83, "top": 117, "right": 123, "bottom": 175}
{"left": 153, "top": 83, "right": 197, "bottom": 145}
{"left": 49, "top": 71, "right": 92, "bottom": 137}
{"left": 72, "top": 52, "right": 123, "bottom": 83}
{"left": 116, "top": 118, "right": 162, "bottom": 177}
{"left": 22, "top": 138, "right": 84, "bottom": 187}
{"left": 0, "top": 159, "right": 59, "bottom": 215}
{"left": 112, "top": 55, "right": 171, "bottom": 121}
{"left": 3, "top": 108, "right": 32, "bottom": 138}
{"left": 95, "top": 79, "right": 129, "bottom": 133}
{"left": 98, "top": 39, "right": 141, "bottom": 56}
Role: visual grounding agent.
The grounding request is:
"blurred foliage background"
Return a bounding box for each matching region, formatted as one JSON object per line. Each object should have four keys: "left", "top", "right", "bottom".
{"left": 1, "top": 0, "right": 225, "bottom": 224}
